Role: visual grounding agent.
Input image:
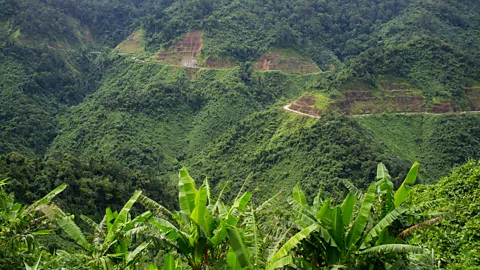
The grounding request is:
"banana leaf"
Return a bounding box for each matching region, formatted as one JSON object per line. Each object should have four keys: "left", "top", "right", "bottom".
{"left": 179, "top": 167, "right": 197, "bottom": 215}
{"left": 394, "top": 162, "right": 419, "bottom": 207}
{"left": 346, "top": 183, "right": 376, "bottom": 250}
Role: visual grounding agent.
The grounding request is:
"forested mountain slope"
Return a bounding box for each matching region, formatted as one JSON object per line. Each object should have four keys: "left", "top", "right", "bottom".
{"left": 1, "top": 0, "right": 480, "bottom": 269}
{"left": 0, "top": 0, "right": 479, "bottom": 216}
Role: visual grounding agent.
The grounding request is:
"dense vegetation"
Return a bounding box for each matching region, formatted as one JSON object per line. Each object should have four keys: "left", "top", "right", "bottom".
{"left": 2, "top": 162, "right": 479, "bottom": 269}
{"left": 1, "top": 0, "right": 480, "bottom": 268}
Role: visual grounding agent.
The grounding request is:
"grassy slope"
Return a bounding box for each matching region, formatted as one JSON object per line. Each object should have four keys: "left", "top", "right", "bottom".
{"left": 357, "top": 114, "right": 480, "bottom": 181}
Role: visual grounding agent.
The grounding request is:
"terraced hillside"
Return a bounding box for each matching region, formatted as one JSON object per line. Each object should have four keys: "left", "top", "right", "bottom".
{"left": 252, "top": 48, "right": 321, "bottom": 74}
{"left": 288, "top": 77, "right": 480, "bottom": 116}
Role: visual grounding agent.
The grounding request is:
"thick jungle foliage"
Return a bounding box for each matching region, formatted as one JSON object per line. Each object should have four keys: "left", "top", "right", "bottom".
{"left": 407, "top": 160, "right": 480, "bottom": 269}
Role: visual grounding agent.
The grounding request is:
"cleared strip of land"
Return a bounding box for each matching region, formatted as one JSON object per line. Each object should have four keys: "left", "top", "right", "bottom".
{"left": 283, "top": 104, "right": 480, "bottom": 118}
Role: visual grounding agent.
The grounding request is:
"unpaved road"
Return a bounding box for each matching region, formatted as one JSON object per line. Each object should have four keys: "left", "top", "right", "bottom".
{"left": 283, "top": 104, "right": 480, "bottom": 118}
{"left": 283, "top": 104, "right": 320, "bottom": 118}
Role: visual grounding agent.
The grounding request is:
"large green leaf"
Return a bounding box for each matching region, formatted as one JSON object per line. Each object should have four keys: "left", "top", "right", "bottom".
{"left": 346, "top": 183, "right": 376, "bottom": 250}
{"left": 24, "top": 253, "right": 41, "bottom": 270}
{"left": 376, "top": 163, "right": 391, "bottom": 182}
{"left": 105, "top": 207, "right": 115, "bottom": 233}
{"left": 293, "top": 184, "right": 307, "bottom": 207}
{"left": 227, "top": 246, "right": 243, "bottom": 270}
{"left": 361, "top": 205, "right": 409, "bottom": 247}
{"left": 267, "top": 255, "right": 294, "bottom": 270}
{"left": 233, "top": 191, "right": 252, "bottom": 211}
{"left": 266, "top": 224, "right": 319, "bottom": 269}
{"left": 318, "top": 199, "right": 334, "bottom": 225}
{"left": 57, "top": 214, "right": 93, "bottom": 252}
{"left": 23, "top": 184, "right": 67, "bottom": 216}
{"left": 331, "top": 207, "right": 344, "bottom": 252}
{"left": 394, "top": 162, "right": 419, "bottom": 207}
{"left": 179, "top": 168, "right": 197, "bottom": 215}
{"left": 163, "top": 253, "right": 181, "bottom": 270}
{"left": 360, "top": 244, "right": 423, "bottom": 255}
{"left": 341, "top": 193, "right": 356, "bottom": 225}
{"left": 104, "top": 190, "right": 142, "bottom": 245}
{"left": 190, "top": 185, "right": 208, "bottom": 232}
{"left": 126, "top": 241, "right": 150, "bottom": 266}
{"left": 227, "top": 225, "right": 254, "bottom": 270}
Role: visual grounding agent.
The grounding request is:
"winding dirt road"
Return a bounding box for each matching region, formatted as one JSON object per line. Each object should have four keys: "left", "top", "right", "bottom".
{"left": 283, "top": 104, "right": 320, "bottom": 118}
{"left": 283, "top": 104, "right": 480, "bottom": 118}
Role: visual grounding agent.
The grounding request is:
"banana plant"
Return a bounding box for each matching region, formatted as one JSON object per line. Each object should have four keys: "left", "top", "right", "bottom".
{"left": 281, "top": 162, "right": 422, "bottom": 268}
{"left": 139, "top": 168, "right": 253, "bottom": 270}
{"left": 0, "top": 179, "right": 67, "bottom": 268}
{"left": 43, "top": 190, "right": 152, "bottom": 269}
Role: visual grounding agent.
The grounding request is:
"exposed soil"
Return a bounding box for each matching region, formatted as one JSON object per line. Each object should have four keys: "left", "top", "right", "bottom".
{"left": 156, "top": 30, "right": 235, "bottom": 69}
{"left": 156, "top": 30, "right": 203, "bottom": 67}
{"left": 286, "top": 86, "right": 472, "bottom": 117}
{"left": 252, "top": 53, "right": 320, "bottom": 74}
{"left": 289, "top": 96, "right": 322, "bottom": 117}
{"left": 429, "top": 103, "right": 453, "bottom": 113}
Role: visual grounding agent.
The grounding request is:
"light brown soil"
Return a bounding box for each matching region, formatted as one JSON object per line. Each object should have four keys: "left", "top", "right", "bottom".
{"left": 156, "top": 30, "right": 203, "bottom": 66}
{"left": 289, "top": 95, "right": 322, "bottom": 117}
{"left": 252, "top": 53, "right": 320, "bottom": 74}
{"left": 156, "top": 30, "right": 235, "bottom": 69}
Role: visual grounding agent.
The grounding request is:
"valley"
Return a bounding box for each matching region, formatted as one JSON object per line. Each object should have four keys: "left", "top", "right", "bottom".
{"left": 0, "top": 0, "right": 480, "bottom": 269}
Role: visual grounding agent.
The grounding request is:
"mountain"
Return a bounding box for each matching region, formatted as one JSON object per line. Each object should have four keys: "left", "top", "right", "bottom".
{"left": 1, "top": 0, "right": 480, "bottom": 269}
{"left": 0, "top": 0, "right": 479, "bottom": 206}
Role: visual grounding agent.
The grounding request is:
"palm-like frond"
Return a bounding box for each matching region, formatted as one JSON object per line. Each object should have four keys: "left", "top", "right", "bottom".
{"left": 287, "top": 197, "right": 316, "bottom": 228}
{"left": 361, "top": 205, "right": 408, "bottom": 247}
{"left": 138, "top": 194, "right": 176, "bottom": 222}
{"left": 104, "top": 190, "right": 142, "bottom": 245}
{"left": 360, "top": 244, "right": 423, "bottom": 255}
{"left": 24, "top": 184, "right": 67, "bottom": 216}
{"left": 394, "top": 162, "right": 419, "bottom": 207}
{"left": 126, "top": 241, "right": 151, "bottom": 266}
{"left": 341, "top": 179, "right": 364, "bottom": 201}
{"left": 266, "top": 224, "right": 319, "bottom": 269}
{"left": 255, "top": 191, "right": 281, "bottom": 213}
{"left": 81, "top": 215, "right": 99, "bottom": 230}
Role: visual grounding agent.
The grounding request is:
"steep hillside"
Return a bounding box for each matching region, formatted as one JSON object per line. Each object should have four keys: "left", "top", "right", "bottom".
{"left": 0, "top": 0, "right": 479, "bottom": 195}
{"left": 48, "top": 55, "right": 310, "bottom": 179}
{"left": 358, "top": 114, "right": 480, "bottom": 180}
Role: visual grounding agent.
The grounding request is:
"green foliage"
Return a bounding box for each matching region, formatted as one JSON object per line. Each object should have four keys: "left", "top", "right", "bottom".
{"left": 285, "top": 162, "right": 421, "bottom": 268}
{"left": 0, "top": 181, "right": 66, "bottom": 269}
{"left": 358, "top": 114, "right": 480, "bottom": 182}
{"left": 191, "top": 110, "right": 408, "bottom": 200}
{"left": 1, "top": 1, "right": 480, "bottom": 268}
{"left": 408, "top": 160, "right": 480, "bottom": 269}
{"left": 0, "top": 152, "right": 176, "bottom": 220}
